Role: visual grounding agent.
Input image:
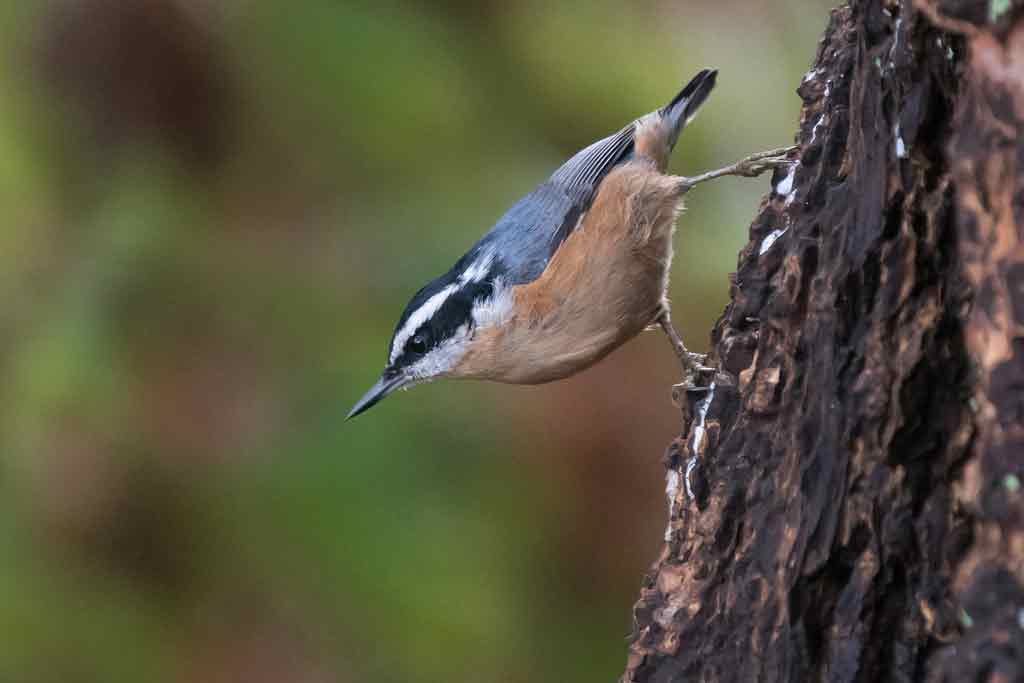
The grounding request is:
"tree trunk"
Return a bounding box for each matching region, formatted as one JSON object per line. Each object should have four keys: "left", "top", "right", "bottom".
{"left": 622, "top": 1, "right": 1024, "bottom": 681}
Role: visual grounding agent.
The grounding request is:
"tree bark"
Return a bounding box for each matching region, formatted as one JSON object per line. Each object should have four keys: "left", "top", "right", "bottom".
{"left": 622, "top": 1, "right": 1024, "bottom": 681}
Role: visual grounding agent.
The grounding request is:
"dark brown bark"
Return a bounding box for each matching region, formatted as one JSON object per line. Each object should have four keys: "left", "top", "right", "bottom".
{"left": 622, "top": 1, "right": 1024, "bottom": 682}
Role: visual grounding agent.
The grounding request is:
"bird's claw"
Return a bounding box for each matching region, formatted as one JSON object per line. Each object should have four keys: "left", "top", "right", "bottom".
{"left": 682, "top": 350, "right": 714, "bottom": 376}
{"left": 671, "top": 363, "right": 717, "bottom": 406}
{"left": 677, "top": 146, "right": 797, "bottom": 191}
{"left": 735, "top": 151, "right": 795, "bottom": 178}
{"left": 671, "top": 377, "right": 710, "bottom": 406}
{"left": 690, "top": 363, "right": 717, "bottom": 378}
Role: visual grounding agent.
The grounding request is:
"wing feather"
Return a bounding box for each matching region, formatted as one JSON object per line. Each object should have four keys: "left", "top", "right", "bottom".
{"left": 477, "top": 124, "right": 636, "bottom": 285}
{"left": 472, "top": 70, "right": 716, "bottom": 289}
{"left": 551, "top": 124, "right": 635, "bottom": 191}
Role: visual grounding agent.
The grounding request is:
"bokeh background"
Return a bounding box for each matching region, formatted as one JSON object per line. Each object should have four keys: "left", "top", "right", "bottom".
{"left": 2, "top": 1, "right": 832, "bottom": 681}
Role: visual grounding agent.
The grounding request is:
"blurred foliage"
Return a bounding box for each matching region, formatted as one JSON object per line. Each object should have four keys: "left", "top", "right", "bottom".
{"left": 0, "top": 1, "right": 831, "bottom": 681}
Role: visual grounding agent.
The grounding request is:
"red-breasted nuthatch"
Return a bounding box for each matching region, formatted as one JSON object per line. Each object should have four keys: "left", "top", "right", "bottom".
{"left": 348, "top": 69, "right": 790, "bottom": 419}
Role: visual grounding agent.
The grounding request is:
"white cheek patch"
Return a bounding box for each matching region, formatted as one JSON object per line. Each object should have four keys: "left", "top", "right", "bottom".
{"left": 404, "top": 324, "right": 471, "bottom": 381}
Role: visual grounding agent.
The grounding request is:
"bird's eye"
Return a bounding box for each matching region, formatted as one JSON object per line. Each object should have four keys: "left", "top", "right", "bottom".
{"left": 408, "top": 334, "right": 427, "bottom": 355}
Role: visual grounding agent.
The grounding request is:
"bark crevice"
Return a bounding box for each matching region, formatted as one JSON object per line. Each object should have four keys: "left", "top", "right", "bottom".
{"left": 623, "top": 1, "right": 1023, "bottom": 681}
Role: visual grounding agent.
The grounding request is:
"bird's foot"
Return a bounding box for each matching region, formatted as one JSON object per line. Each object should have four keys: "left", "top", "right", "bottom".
{"left": 686, "top": 351, "right": 710, "bottom": 369}
{"left": 678, "top": 347, "right": 714, "bottom": 378}
{"left": 678, "top": 146, "right": 798, "bottom": 190}
{"left": 656, "top": 310, "right": 717, "bottom": 404}
{"left": 731, "top": 147, "right": 796, "bottom": 178}
{"left": 671, "top": 363, "right": 716, "bottom": 406}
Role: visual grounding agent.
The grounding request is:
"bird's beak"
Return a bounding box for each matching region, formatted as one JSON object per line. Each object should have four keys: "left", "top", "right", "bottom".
{"left": 346, "top": 371, "right": 408, "bottom": 420}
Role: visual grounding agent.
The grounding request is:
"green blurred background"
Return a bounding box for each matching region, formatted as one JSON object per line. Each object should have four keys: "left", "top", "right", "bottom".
{"left": 1, "top": 1, "right": 831, "bottom": 681}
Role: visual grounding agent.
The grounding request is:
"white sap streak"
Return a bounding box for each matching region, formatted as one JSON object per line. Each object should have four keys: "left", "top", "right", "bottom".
{"left": 684, "top": 457, "right": 699, "bottom": 499}
{"left": 888, "top": 18, "right": 903, "bottom": 70}
{"left": 690, "top": 381, "right": 717, "bottom": 461}
{"left": 663, "top": 380, "right": 718, "bottom": 542}
{"left": 664, "top": 470, "right": 681, "bottom": 541}
{"left": 774, "top": 165, "right": 794, "bottom": 196}
{"left": 760, "top": 228, "right": 789, "bottom": 256}
{"left": 809, "top": 115, "right": 825, "bottom": 146}
{"left": 894, "top": 122, "right": 908, "bottom": 158}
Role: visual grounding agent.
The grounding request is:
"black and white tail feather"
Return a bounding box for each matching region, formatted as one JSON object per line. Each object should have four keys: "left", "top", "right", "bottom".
{"left": 552, "top": 68, "right": 716, "bottom": 194}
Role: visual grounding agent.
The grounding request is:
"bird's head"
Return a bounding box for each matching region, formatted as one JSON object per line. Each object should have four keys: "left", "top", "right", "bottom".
{"left": 347, "top": 250, "right": 510, "bottom": 420}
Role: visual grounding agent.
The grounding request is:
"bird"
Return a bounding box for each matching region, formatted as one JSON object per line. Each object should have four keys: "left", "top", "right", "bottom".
{"left": 348, "top": 69, "right": 791, "bottom": 420}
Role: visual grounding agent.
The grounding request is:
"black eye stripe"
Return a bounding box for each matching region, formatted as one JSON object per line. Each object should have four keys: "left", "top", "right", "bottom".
{"left": 389, "top": 260, "right": 506, "bottom": 371}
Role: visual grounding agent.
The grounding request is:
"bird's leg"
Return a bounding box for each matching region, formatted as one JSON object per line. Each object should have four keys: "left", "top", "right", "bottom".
{"left": 677, "top": 146, "right": 796, "bottom": 194}
{"left": 657, "top": 309, "right": 713, "bottom": 391}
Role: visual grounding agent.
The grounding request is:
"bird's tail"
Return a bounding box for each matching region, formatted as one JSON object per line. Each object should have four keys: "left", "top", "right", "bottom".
{"left": 660, "top": 68, "right": 718, "bottom": 153}
{"left": 633, "top": 69, "right": 717, "bottom": 170}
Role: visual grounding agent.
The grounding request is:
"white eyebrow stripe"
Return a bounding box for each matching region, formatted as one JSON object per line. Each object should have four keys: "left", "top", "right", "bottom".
{"left": 390, "top": 283, "right": 458, "bottom": 364}
{"left": 390, "top": 250, "right": 498, "bottom": 365}
{"left": 460, "top": 250, "right": 494, "bottom": 284}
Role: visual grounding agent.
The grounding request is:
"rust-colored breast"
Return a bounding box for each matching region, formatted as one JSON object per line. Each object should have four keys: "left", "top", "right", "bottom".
{"left": 453, "top": 161, "right": 685, "bottom": 384}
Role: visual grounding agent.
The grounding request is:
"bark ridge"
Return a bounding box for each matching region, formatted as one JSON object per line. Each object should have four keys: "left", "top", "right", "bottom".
{"left": 623, "top": 1, "right": 1024, "bottom": 681}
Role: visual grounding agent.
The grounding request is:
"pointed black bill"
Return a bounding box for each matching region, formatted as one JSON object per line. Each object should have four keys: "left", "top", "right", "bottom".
{"left": 346, "top": 372, "right": 407, "bottom": 420}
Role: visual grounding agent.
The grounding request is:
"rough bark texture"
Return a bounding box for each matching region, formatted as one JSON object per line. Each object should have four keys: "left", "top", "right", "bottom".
{"left": 623, "top": 1, "right": 1024, "bottom": 681}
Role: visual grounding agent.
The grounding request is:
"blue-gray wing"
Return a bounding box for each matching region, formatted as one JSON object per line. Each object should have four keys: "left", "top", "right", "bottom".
{"left": 475, "top": 123, "right": 636, "bottom": 285}
{"left": 550, "top": 123, "right": 636, "bottom": 192}
{"left": 395, "top": 125, "right": 635, "bottom": 341}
